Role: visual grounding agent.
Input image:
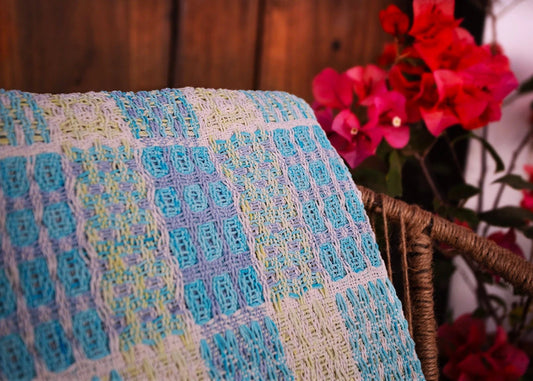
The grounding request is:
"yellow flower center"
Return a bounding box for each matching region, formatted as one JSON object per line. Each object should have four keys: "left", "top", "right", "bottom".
{"left": 350, "top": 127, "right": 359, "bottom": 136}
{"left": 392, "top": 116, "right": 402, "bottom": 128}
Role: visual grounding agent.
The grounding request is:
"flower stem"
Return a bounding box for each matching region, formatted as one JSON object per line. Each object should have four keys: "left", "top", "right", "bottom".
{"left": 416, "top": 154, "right": 444, "bottom": 204}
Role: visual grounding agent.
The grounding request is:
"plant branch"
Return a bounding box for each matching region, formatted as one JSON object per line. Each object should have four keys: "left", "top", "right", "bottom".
{"left": 497, "top": 0, "right": 527, "bottom": 17}
{"left": 502, "top": 91, "right": 521, "bottom": 107}
{"left": 490, "top": 7, "right": 498, "bottom": 45}
{"left": 416, "top": 153, "right": 444, "bottom": 204}
{"left": 510, "top": 227, "right": 533, "bottom": 343}
{"left": 445, "top": 132, "right": 466, "bottom": 184}
{"left": 477, "top": 127, "right": 489, "bottom": 217}
{"left": 467, "top": 0, "right": 488, "bottom": 13}
{"left": 444, "top": 132, "right": 471, "bottom": 208}
{"left": 482, "top": 127, "right": 533, "bottom": 237}
{"left": 512, "top": 296, "right": 532, "bottom": 344}
{"left": 463, "top": 256, "right": 504, "bottom": 326}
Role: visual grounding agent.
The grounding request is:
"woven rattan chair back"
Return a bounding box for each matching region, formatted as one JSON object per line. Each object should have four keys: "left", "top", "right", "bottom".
{"left": 359, "top": 186, "right": 533, "bottom": 381}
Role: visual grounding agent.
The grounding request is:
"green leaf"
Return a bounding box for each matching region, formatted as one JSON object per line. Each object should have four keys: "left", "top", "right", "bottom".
{"left": 448, "top": 207, "right": 479, "bottom": 228}
{"left": 352, "top": 166, "right": 388, "bottom": 194}
{"left": 452, "top": 133, "right": 505, "bottom": 172}
{"left": 376, "top": 139, "right": 393, "bottom": 160}
{"left": 386, "top": 150, "right": 403, "bottom": 197}
{"left": 520, "top": 226, "right": 533, "bottom": 239}
{"left": 448, "top": 183, "right": 480, "bottom": 201}
{"left": 469, "top": 134, "right": 505, "bottom": 172}
{"left": 472, "top": 307, "right": 488, "bottom": 319}
{"left": 493, "top": 174, "right": 533, "bottom": 190}
{"left": 435, "top": 202, "right": 479, "bottom": 228}
{"left": 479, "top": 207, "right": 533, "bottom": 227}
{"left": 518, "top": 74, "right": 533, "bottom": 94}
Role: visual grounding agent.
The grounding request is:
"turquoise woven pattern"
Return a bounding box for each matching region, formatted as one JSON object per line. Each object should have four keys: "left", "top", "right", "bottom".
{"left": 0, "top": 88, "right": 424, "bottom": 380}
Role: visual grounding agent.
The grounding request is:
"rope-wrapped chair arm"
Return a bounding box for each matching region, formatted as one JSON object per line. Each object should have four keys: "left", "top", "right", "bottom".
{"left": 359, "top": 185, "right": 533, "bottom": 381}
{"left": 360, "top": 185, "right": 533, "bottom": 294}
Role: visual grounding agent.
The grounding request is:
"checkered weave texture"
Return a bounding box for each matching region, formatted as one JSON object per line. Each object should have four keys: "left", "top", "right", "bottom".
{"left": 0, "top": 88, "right": 424, "bottom": 380}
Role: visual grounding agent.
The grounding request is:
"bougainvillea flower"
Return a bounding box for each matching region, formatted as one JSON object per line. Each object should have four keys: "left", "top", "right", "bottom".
{"left": 459, "top": 47, "right": 519, "bottom": 129}
{"left": 416, "top": 72, "right": 460, "bottom": 136}
{"left": 455, "top": 327, "right": 529, "bottom": 381}
{"left": 456, "top": 353, "right": 498, "bottom": 380}
{"left": 329, "top": 109, "right": 382, "bottom": 168}
{"left": 521, "top": 190, "right": 533, "bottom": 213}
{"left": 366, "top": 91, "right": 410, "bottom": 148}
{"left": 436, "top": 27, "right": 478, "bottom": 71}
{"left": 436, "top": 70, "right": 489, "bottom": 129}
{"left": 488, "top": 229, "right": 525, "bottom": 260}
{"left": 438, "top": 314, "right": 486, "bottom": 359}
{"left": 332, "top": 109, "right": 361, "bottom": 140}
{"left": 379, "top": 5, "right": 410, "bottom": 36}
{"left": 479, "top": 47, "right": 515, "bottom": 88}
{"left": 439, "top": 314, "right": 529, "bottom": 381}
{"left": 488, "top": 229, "right": 525, "bottom": 282}
{"left": 403, "top": 39, "right": 517, "bottom": 134}
{"left": 521, "top": 164, "right": 533, "bottom": 213}
{"left": 312, "top": 68, "right": 354, "bottom": 109}
{"left": 311, "top": 0, "right": 517, "bottom": 164}
{"left": 388, "top": 51, "right": 426, "bottom": 123}
{"left": 413, "top": 0, "right": 454, "bottom": 18}
{"left": 409, "top": 0, "right": 459, "bottom": 70}
{"left": 438, "top": 314, "right": 487, "bottom": 380}
{"left": 487, "top": 327, "right": 529, "bottom": 379}
{"left": 346, "top": 64, "right": 388, "bottom": 105}
{"left": 312, "top": 102, "right": 334, "bottom": 133}
{"left": 377, "top": 42, "right": 397, "bottom": 68}
{"left": 454, "top": 219, "right": 471, "bottom": 230}
{"left": 417, "top": 69, "right": 496, "bottom": 135}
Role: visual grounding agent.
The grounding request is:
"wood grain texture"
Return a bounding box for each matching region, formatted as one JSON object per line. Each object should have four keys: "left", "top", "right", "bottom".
{"left": 0, "top": 0, "right": 406, "bottom": 96}
{"left": 0, "top": 1, "right": 21, "bottom": 89}
{"left": 172, "top": 0, "right": 260, "bottom": 90}
{"left": 0, "top": 0, "right": 172, "bottom": 93}
{"left": 258, "top": 0, "right": 393, "bottom": 101}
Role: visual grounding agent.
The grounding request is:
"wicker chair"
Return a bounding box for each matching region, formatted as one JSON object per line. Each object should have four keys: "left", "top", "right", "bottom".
{"left": 359, "top": 186, "right": 533, "bottom": 381}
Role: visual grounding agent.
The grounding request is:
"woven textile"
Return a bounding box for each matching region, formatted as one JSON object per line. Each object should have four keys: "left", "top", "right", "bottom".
{"left": 0, "top": 88, "right": 423, "bottom": 380}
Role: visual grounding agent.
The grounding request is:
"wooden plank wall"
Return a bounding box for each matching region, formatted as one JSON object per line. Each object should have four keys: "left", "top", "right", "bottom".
{"left": 0, "top": 0, "right": 399, "bottom": 102}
